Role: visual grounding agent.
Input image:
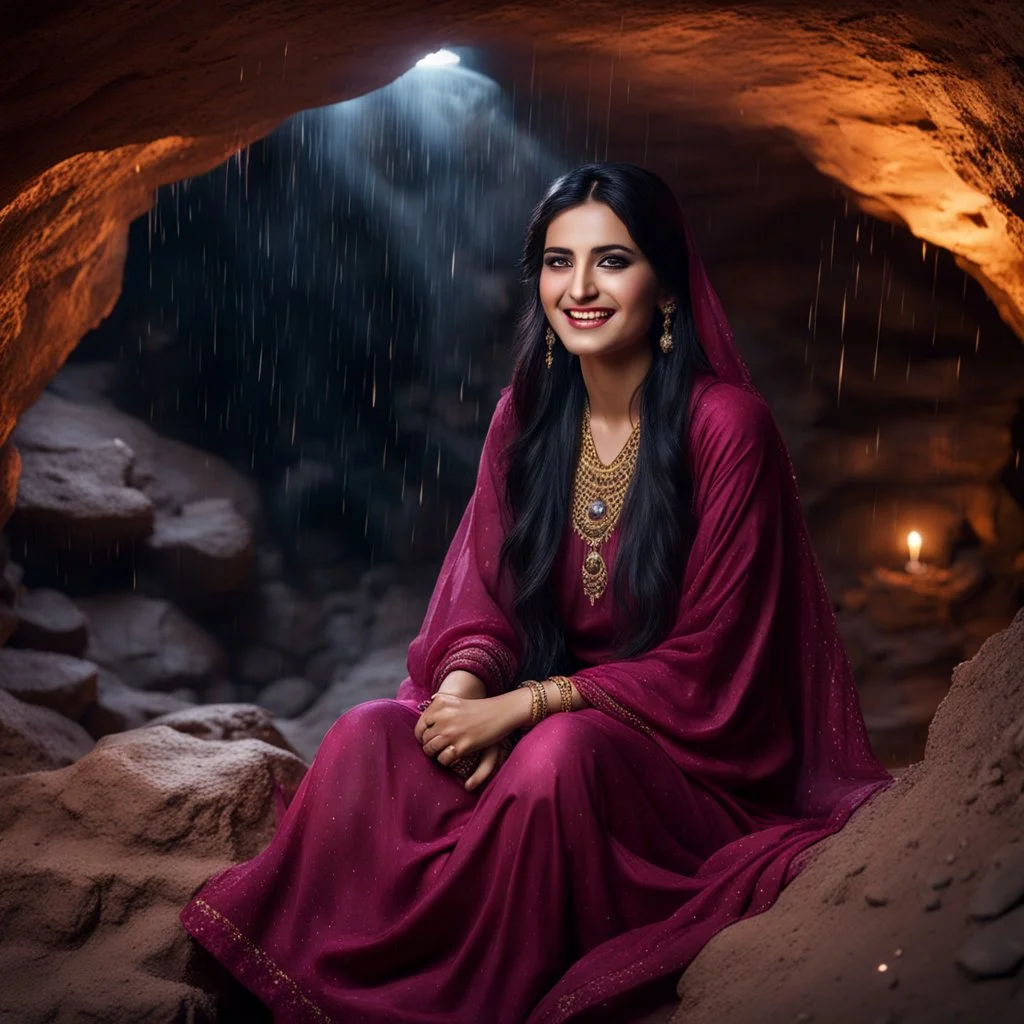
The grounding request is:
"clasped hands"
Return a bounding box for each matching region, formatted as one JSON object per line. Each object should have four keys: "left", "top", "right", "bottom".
{"left": 414, "top": 680, "right": 518, "bottom": 792}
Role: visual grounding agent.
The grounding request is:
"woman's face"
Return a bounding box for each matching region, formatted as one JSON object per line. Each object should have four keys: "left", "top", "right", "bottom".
{"left": 539, "top": 200, "right": 667, "bottom": 362}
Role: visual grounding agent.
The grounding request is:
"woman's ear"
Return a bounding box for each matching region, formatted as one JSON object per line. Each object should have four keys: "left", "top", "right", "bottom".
{"left": 658, "top": 291, "right": 677, "bottom": 313}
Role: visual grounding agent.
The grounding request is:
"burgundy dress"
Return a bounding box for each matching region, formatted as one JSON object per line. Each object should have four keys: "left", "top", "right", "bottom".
{"left": 179, "top": 372, "right": 895, "bottom": 1023}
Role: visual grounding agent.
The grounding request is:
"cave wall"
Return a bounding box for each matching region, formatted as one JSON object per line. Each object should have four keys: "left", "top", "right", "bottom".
{"left": 2, "top": 0, "right": 1024, "bottom": 528}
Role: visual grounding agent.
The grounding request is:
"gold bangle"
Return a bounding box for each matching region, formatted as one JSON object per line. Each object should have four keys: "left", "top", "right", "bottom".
{"left": 551, "top": 676, "right": 573, "bottom": 714}
{"left": 532, "top": 679, "right": 547, "bottom": 725}
{"left": 516, "top": 680, "right": 542, "bottom": 728}
{"left": 517, "top": 679, "right": 550, "bottom": 728}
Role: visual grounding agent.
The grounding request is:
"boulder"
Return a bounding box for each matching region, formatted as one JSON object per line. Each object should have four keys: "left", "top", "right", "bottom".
{"left": 142, "top": 702, "right": 300, "bottom": 756}
{"left": 143, "top": 497, "right": 253, "bottom": 600}
{"left": 79, "top": 667, "right": 193, "bottom": 739}
{"left": 671, "top": 607, "right": 1024, "bottom": 1024}
{"left": 367, "top": 582, "right": 429, "bottom": 650}
{"left": 245, "top": 581, "right": 325, "bottom": 660}
{"left": 10, "top": 587, "right": 89, "bottom": 655}
{"left": 11, "top": 440, "right": 154, "bottom": 551}
{"left": 76, "top": 592, "right": 227, "bottom": 691}
{"left": 0, "top": 725, "right": 306, "bottom": 1021}
{"left": 256, "top": 676, "right": 318, "bottom": 718}
{"left": 0, "top": 689, "right": 95, "bottom": 776}
{"left": 13, "top": 390, "right": 263, "bottom": 529}
{"left": 0, "top": 648, "right": 98, "bottom": 719}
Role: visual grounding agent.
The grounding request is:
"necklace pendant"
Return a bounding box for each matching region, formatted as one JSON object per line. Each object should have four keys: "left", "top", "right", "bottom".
{"left": 582, "top": 548, "right": 607, "bottom": 605}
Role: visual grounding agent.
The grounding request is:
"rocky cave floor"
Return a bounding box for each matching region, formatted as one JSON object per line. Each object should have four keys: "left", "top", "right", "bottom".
{"left": 0, "top": 368, "right": 1022, "bottom": 1024}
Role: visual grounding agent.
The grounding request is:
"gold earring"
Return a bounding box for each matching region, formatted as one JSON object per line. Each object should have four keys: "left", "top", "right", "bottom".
{"left": 545, "top": 325, "right": 556, "bottom": 369}
{"left": 659, "top": 301, "right": 677, "bottom": 353}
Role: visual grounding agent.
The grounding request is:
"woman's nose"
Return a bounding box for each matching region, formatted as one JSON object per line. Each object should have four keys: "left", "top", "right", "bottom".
{"left": 569, "top": 264, "right": 599, "bottom": 303}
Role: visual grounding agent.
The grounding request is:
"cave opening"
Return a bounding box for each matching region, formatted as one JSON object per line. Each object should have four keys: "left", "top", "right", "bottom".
{"left": 3, "top": 43, "right": 1023, "bottom": 764}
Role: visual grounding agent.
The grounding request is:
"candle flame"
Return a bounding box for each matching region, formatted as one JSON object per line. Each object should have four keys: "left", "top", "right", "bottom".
{"left": 907, "top": 530, "right": 922, "bottom": 562}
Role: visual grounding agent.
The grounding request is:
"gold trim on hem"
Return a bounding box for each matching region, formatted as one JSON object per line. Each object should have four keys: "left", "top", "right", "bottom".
{"left": 191, "top": 897, "right": 333, "bottom": 1024}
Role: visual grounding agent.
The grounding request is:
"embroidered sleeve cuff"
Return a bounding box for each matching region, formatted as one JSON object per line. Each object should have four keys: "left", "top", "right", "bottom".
{"left": 572, "top": 676, "right": 656, "bottom": 739}
{"left": 432, "top": 636, "right": 517, "bottom": 697}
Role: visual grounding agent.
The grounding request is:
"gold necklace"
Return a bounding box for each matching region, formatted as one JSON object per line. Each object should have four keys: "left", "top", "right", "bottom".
{"left": 570, "top": 400, "right": 641, "bottom": 604}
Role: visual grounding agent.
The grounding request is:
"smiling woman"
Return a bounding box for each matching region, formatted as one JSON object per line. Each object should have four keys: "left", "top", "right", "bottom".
{"left": 178, "top": 163, "right": 895, "bottom": 1024}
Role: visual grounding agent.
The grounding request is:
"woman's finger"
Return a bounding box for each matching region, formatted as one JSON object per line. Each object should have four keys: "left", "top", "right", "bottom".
{"left": 413, "top": 694, "right": 444, "bottom": 743}
{"left": 424, "top": 734, "right": 451, "bottom": 758}
{"left": 464, "top": 744, "right": 500, "bottom": 792}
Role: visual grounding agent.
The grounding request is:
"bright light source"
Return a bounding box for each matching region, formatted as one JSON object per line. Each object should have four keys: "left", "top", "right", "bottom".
{"left": 416, "top": 49, "right": 460, "bottom": 68}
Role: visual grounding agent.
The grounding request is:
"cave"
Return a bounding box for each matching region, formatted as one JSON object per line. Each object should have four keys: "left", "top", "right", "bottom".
{"left": 1, "top": 4, "right": 1023, "bottom": 1023}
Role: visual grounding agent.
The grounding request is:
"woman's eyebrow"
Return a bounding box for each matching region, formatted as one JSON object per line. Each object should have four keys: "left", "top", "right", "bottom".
{"left": 543, "top": 244, "right": 637, "bottom": 255}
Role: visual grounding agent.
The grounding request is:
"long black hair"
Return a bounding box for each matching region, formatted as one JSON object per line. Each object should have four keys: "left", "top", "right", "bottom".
{"left": 498, "top": 162, "right": 715, "bottom": 683}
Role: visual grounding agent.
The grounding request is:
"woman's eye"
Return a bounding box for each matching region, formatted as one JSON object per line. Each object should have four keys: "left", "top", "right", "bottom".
{"left": 543, "top": 256, "right": 629, "bottom": 269}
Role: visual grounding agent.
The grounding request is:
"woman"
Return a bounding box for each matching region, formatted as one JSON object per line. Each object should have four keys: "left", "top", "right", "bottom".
{"left": 180, "top": 163, "right": 895, "bottom": 1023}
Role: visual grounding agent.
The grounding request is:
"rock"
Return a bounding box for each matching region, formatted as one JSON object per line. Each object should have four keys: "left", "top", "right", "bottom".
{"left": 306, "top": 560, "right": 365, "bottom": 595}
{"left": 0, "top": 725, "right": 306, "bottom": 1020}
{"left": 812, "top": 489, "right": 984, "bottom": 575}
{"left": 142, "top": 702, "right": 299, "bottom": 755}
{"left": 12, "top": 391, "right": 263, "bottom": 528}
{"left": 321, "top": 588, "right": 365, "bottom": 616}
{"left": 76, "top": 592, "right": 226, "bottom": 691}
{"left": 256, "top": 676, "right": 318, "bottom": 718}
{"left": 955, "top": 904, "right": 1024, "bottom": 978}
{"left": 304, "top": 647, "right": 346, "bottom": 685}
{"left": 2, "top": 557, "right": 24, "bottom": 598}
{"left": 0, "top": 601, "right": 16, "bottom": 646}
{"left": 79, "top": 667, "right": 193, "bottom": 739}
{"left": 320, "top": 608, "right": 367, "bottom": 662}
{"left": 860, "top": 673, "right": 950, "bottom": 735}
{"left": 143, "top": 497, "right": 253, "bottom": 600}
{"left": 10, "top": 587, "right": 88, "bottom": 655}
{"left": 247, "top": 581, "right": 324, "bottom": 659}
{"left": 929, "top": 872, "right": 953, "bottom": 890}
{"left": 10, "top": 440, "right": 155, "bottom": 552}
{"left": 361, "top": 563, "right": 400, "bottom": 599}
{"left": 983, "top": 787, "right": 1020, "bottom": 815}
{"left": 968, "top": 844, "right": 1024, "bottom": 920}
{"left": 0, "top": 688, "right": 95, "bottom": 775}
{"left": 203, "top": 677, "right": 240, "bottom": 704}
{"left": 303, "top": 595, "right": 373, "bottom": 684}
{"left": 802, "top": 419, "right": 1010, "bottom": 489}
{"left": 0, "top": 648, "right": 98, "bottom": 719}
{"left": 46, "top": 360, "right": 119, "bottom": 403}
{"left": 367, "top": 583, "right": 429, "bottom": 650}
{"left": 235, "top": 644, "right": 298, "bottom": 687}
{"left": 861, "top": 557, "right": 989, "bottom": 632}
{"left": 255, "top": 543, "right": 285, "bottom": 581}
{"left": 671, "top": 608, "right": 1024, "bottom": 1024}
{"left": 863, "top": 886, "right": 889, "bottom": 907}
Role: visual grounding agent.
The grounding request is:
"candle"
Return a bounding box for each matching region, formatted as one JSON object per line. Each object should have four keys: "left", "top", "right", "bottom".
{"left": 906, "top": 530, "right": 922, "bottom": 572}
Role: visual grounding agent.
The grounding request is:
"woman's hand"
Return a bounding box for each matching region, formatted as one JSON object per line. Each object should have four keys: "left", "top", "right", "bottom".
{"left": 414, "top": 692, "right": 513, "bottom": 771}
